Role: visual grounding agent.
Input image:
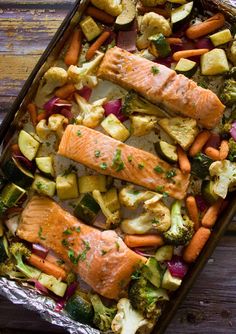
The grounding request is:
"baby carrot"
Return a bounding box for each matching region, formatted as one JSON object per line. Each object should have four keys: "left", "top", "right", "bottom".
{"left": 124, "top": 234, "right": 164, "bottom": 248}
{"left": 55, "top": 83, "right": 76, "bottom": 99}
{"left": 186, "top": 13, "right": 225, "bottom": 40}
{"left": 86, "top": 30, "right": 111, "bottom": 61}
{"left": 27, "top": 103, "right": 37, "bottom": 127}
{"left": 219, "top": 140, "right": 229, "bottom": 160}
{"left": 28, "top": 253, "right": 67, "bottom": 280}
{"left": 201, "top": 198, "right": 223, "bottom": 228}
{"left": 186, "top": 196, "right": 200, "bottom": 231}
{"left": 37, "top": 112, "right": 47, "bottom": 122}
{"left": 64, "top": 28, "right": 82, "bottom": 66}
{"left": 172, "top": 49, "right": 209, "bottom": 62}
{"left": 183, "top": 227, "right": 211, "bottom": 263}
{"left": 11, "top": 143, "right": 21, "bottom": 155}
{"left": 166, "top": 38, "right": 182, "bottom": 45}
{"left": 204, "top": 146, "right": 220, "bottom": 160}
{"left": 86, "top": 6, "right": 115, "bottom": 25}
{"left": 177, "top": 145, "right": 191, "bottom": 174}
{"left": 189, "top": 130, "right": 211, "bottom": 157}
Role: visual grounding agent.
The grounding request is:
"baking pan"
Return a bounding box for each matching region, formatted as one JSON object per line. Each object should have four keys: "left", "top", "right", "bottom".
{"left": 0, "top": 1, "right": 235, "bottom": 333}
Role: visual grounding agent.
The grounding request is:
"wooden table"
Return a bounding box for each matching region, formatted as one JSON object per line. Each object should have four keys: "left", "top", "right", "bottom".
{"left": 0, "top": 1, "right": 236, "bottom": 333}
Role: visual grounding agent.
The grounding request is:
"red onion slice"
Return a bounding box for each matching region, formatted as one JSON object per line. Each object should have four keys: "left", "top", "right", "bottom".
{"left": 117, "top": 31, "right": 137, "bottom": 53}
{"left": 55, "top": 282, "right": 78, "bottom": 312}
{"left": 103, "top": 99, "right": 127, "bottom": 122}
{"left": 32, "top": 243, "right": 49, "bottom": 259}
{"left": 13, "top": 154, "right": 36, "bottom": 173}
{"left": 29, "top": 279, "right": 49, "bottom": 294}
{"left": 44, "top": 97, "right": 72, "bottom": 117}
{"left": 167, "top": 255, "right": 188, "bottom": 279}
{"left": 77, "top": 86, "right": 92, "bottom": 101}
{"left": 195, "top": 195, "right": 209, "bottom": 212}
{"left": 230, "top": 122, "right": 236, "bottom": 141}
{"left": 195, "top": 38, "right": 214, "bottom": 50}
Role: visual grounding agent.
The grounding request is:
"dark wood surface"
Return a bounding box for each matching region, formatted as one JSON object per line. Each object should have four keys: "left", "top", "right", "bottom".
{"left": 0, "top": 1, "right": 236, "bottom": 333}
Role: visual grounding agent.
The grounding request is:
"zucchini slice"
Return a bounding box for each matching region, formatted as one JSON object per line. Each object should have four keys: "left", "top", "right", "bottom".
{"left": 142, "top": 257, "right": 162, "bottom": 288}
{"left": 175, "top": 58, "right": 197, "bottom": 78}
{"left": 191, "top": 153, "right": 213, "bottom": 179}
{"left": 201, "top": 180, "right": 219, "bottom": 205}
{"left": 210, "top": 29, "right": 232, "bottom": 47}
{"left": 155, "top": 245, "right": 174, "bottom": 262}
{"left": 171, "top": 1, "right": 194, "bottom": 30}
{"left": 115, "top": 0, "right": 136, "bottom": 31}
{"left": 65, "top": 293, "right": 94, "bottom": 324}
{"left": 56, "top": 173, "right": 79, "bottom": 200}
{"left": 78, "top": 175, "right": 107, "bottom": 193}
{"left": 32, "top": 174, "right": 56, "bottom": 197}
{"left": 2, "top": 157, "right": 34, "bottom": 188}
{"left": 201, "top": 49, "right": 229, "bottom": 75}
{"left": 36, "top": 156, "right": 54, "bottom": 177}
{"left": 18, "top": 130, "right": 40, "bottom": 161}
{"left": 149, "top": 34, "right": 171, "bottom": 58}
{"left": 38, "top": 273, "right": 67, "bottom": 297}
{"left": 0, "top": 236, "right": 9, "bottom": 263}
{"left": 1, "top": 183, "right": 26, "bottom": 208}
{"left": 74, "top": 193, "right": 100, "bottom": 224}
{"left": 154, "top": 141, "right": 178, "bottom": 164}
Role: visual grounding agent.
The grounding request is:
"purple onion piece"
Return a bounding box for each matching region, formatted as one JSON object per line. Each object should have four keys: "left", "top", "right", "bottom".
{"left": 195, "top": 195, "right": 209, "bottom": 212}
{"left": 60, "top": 108, "right": 74, "bottom": 120}
{"left": 195, "top": 38, "right": 214, "bottom": 50}
{"left": 32, "top": 243, "right": 49, "bottom": 259}
{"left": 103, "top": 99, "right": 128, "bottom": 122}
{"left": 13, "top": 154, "right": 36, "bottom": 173}
{"left": 117, "top": 31, "right": 137, "bottom": 53}
{"left": 77, "top": 86, "right": 92, "bottom": 101}
{"left": 230, "top": 122, "right": 236, "bottom": 141}
{"left": 167, "top": 255, "right": 188, "bottom": 279}
{"left": 28, "top": 279, "right": 49, "bottom": 294}
{"left": 55, "top": 282, "right": 78, "bottom": 312}
{"left": 133, "top": 248, "right": 155, "bottom": 257}
{"left": 43, "top": 97, "right": 59, "bottom": 114}
{"left": 44, "top": 96, "right": 72, "bottom": 117}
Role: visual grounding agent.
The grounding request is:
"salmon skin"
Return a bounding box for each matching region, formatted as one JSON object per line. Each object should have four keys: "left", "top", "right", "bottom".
{"left": 17, "top": 196, "right": 145, "bottom": 299}
{"left": 58, "top": 125, "right": 189, "bottom": 200}
{"left": 97, "top": 47, "right": 225, "bottom": 129}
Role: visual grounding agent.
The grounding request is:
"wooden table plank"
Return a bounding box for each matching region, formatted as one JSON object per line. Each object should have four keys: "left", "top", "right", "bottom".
{"left": 0, "top": 2, "right": 236, "bottom": 334}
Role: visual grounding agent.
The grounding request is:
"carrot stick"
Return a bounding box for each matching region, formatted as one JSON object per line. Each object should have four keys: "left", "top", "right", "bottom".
{"left": 186, "top": 13, "right": 225, "bottom": 40}
{"left": 86, "top": 6, "right": 115, "bottom": 24}
{"left": 183, "top": 227, "right": 211, "bottom": 263}
{"left": 11, "top": 143, "right": 21, "bottom": 155}
{"left": 64, "top": 29, "right": 82, "bottom": 66}
{"left": 189, "top": 130, "right": 211, "bottom": 157}
{"left": 27, "top": 103, "right": 37, "bottom": 127}
{"left": 166, "top": 38, "right": 183, "bottom": 45}
{"left": 37, "top": 112, "right": 47, "bottom": 123}
{"left": 219, "top": 140, "right": 229, "bottom": 160}
{"left": 172, "top": 49, "right": 209, "bottom": 62}
{"left": 204, "top": 146, "right": 220, "bottom": 160}
{"left": 186, "top": 196, "right": 200, "bottom": 231}
{"left": 86, "top": 31, "right": 111, "bottom": 61}
{"left": 201, "top": 198, "right": 223, "bottom": 228}
{"left": 28, "top": 253, "right": 67, "bottom": 280}
{"left": 124, "top": 234, "right": 164, "bottom": 248}
{"left": 55, "top": 83, "right": 76, "bottom": 99}
{"left": 177, "top": 145, "right": 191, "bottom": 174}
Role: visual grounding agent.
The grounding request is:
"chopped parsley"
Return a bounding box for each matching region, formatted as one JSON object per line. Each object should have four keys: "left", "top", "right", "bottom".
{"left": 154, "top": 165, "right": 164, "bottom": 173}
{"left": 75, "top": 227, "right": 81, "bottom": 233}
{"left": 95, "top": 150, "right": 101, "bottom": 158}
{"left": 138, "top": 163, "right": 144, "bottom": 169}
{"left": 68, "top": 249, "right": 78, "bottom": 265}
{"left": 127, "top": 155, "right": 133, "bottom": 163}
{"left": 62, "top": 239, "right": 70, "bottom": 247}
{"left": 156, "top": 185, "right": 164, "bottom": 193}
{"left": 112, "top": 149, "right": 125, "bottom": 172}
{"left": 36, "top": 182, "right": 45, "bottom": 190}
{"left": 151, "top": 66, "right": 159, "bottom": 75}
{"left": 63, "top": 228, "right": 73, "bottom": 235}
{"left": 67, "top": 240, "right": 91, "bottom": 264}
{"left": 162, "top": 191, "right": 169, "bottom": 198}
{"left": 38, "top": 226, "right": 46, "bottom": 240}
{"left": 77, "top": 130, "right": 82, "bottom": 136}
{"left": 166, "top": 169, "right": 177, "bottom": 179}
{"left": 101, "top": 249, "right": 107, "bottom": 256}
{"left": 115, "top": 241, "right": 120, "bottom": 251}
{"left": 131, "top": 268, "right": 141, "bottom": 280}
{"left": 100, "top": 162, "right": 107, "bottom": 170}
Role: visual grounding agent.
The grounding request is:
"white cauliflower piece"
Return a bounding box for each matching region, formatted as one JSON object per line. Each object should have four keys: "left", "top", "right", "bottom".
{"left": 137, "top": 12, "right": 172, "bottom": 49}
{"left": 67, "top": 52, "right": 104, "bottom": 90}
{"left": 34, "top": 67, "right": 68, "bottom": 108}
{"left": 130, "top": 115, "right": 158, "bottom": 136}
{"left": 75, "top": 94, "right": 106, "bottom": 128}
{"left": 141, "top": 0, "right": 167, "bottom": 5}
{"left": 36, "top": 119, "right": 51, "bottom": 140}
{"left": 119, "top": 185, "right": 160, "bottom": 209}
{"left": 48, "top": 114, "right": 68, "bottom": 138}
{"left": 209, "top": 160, "right": 236, "bottom": 199}
{"left": 111, "top": 298, "right": 152, "bottom": 334}
{"left": 228, "top": 34, "right": 236, "bottom": 65}
{"left": 91, "top": 0, "right": 122, "bottom": 17}
{"left": 121, "top": 212, "right": 155, "bottom": 234}
{"left": 144, "top": 195, "right": 171, "bottom": 232}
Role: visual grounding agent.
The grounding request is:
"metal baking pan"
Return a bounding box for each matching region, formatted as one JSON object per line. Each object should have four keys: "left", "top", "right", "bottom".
{"left": 0, "top": 0, "right": 235, "bottom": 333}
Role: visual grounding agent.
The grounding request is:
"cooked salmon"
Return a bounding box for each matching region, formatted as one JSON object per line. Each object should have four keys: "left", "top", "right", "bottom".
{"left": 17, "top": 196, "right": 146, "bottom": 299}
{"left": 97, "top": 47, "right": 225, "bottom": 129}
{"left": 58, "top": 125, "right": 190, "bottom": 199}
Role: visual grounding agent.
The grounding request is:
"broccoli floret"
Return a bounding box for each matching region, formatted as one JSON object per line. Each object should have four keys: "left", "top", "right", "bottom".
{"left": 0, "top": 259, "right": 25, "bottom": 279}
{"left": 220, "top": 79, "right": 236, "bottom": 106}
{"left": 228, "top": 138, "right": 236, "bottom": 162}
{"left": 90, "top": 294, "right": 117, "bottom": 331}
{"left": 129, "top": 276, "right": 168, "bottom": 320}
{"left": 122, "top": 91, "right": 167, "bottom": 117}
{"left": 164, "top": 200, "right": 194, "bottom": 246}
{"left": 9, "top": 242, "right": 41, "bottom": 279}
{"left": 225, "top": 67, "right": 236, "bottom": 80}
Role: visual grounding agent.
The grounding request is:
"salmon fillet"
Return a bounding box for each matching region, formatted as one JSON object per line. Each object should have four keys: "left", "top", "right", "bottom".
{"left": 17, "top": 196, "right": 145, "bottom": 299}
{"left": 97, "top": 47, "right": 225, "bottom": 129}
{"left": 58, "top": 125, "right": 189, "bottom": 199}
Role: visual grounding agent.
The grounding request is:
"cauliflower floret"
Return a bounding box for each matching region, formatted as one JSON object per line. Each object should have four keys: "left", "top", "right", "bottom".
{"left": 130, "top": 115, "right": 158, "bottom": 136}
{"left": 91, "top": 0, "right": 122, "bottom": 16}
{"left": 141, "top": 0, "right": 167, "bottom": 6}
{"left": 75, "top": 94, "right": 106, "bottom": 128}
{"left": 67, "top": 52, "right": 104, "bottom": 89}
{"left": 36, "top": 119, "right": 51, "bottom": 140}
{"left": 228, "top": 34, "right": 236, "bottom": 66}
{"left": 48, "top": 114, "right": 68, "bottom": 138}
{"left": 34, "top": 67, "right": 68, "bottom": 108}
{"left": 111, "top": 298, "right": 153, "bottom": 334}
{"left": 119, "top": 185, "right": 159, "bottom": 209}
{"left": 209, "top": 160, "right": 236, "bottom": 199}
{"left": 137, "top": 12, "right": 172, "bottom": 50}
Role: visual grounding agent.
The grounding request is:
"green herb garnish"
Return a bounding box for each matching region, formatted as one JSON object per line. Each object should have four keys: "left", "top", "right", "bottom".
{"left": 100, "top": 162, "right": 107, "bottom": 170}
{"left": 138, "top": 163, "right": 144, "bottom": 169}
{"left": 112, "top": 149, "right": 125, "bottom": 172}
{"left": 115, "top": 241, "right": 120, "bottom": 251}
{"left": 128, "top": 155, "right": 133, "bottom": 163}
{"left": 95, "top": 150, "right": 101, "bottom": 158}
{"left": 77, "top": 130, "right": 82, "bottom": 136}
{"left": 101, "top": 250, "right": 107, "bottom": 256}
{"left": 63, "top": 228, "right": 73, "bottom": 235}
{"left": 166, "top": 169, "right": 177, "bottom": 179}
{"left": 151, "top": 66, "right": 159, "bottom": 75}
{"left": 154, "top": 165, "right": 164, "bottom": 173}
{"left": 75, "top": 227, "right": 81, "bottom": 233}
{"left": 156, "top": 185, "right": 164, "bottom": 193}
{"left": 38, "top": 226, "right": 46, "bottom": 240}
{"left": 62, "top": 239, "right": 70, "bottom": 247}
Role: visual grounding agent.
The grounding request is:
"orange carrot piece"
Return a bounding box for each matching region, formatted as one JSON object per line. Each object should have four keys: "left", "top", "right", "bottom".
{"left": 55, "top": 83, "right": 76, "bottom": 99}
{"left": 172, "top": 49, "right": 209, "bottom": 62}
{"left": 219, "top": 140, "right": 229, "bottom": 160}
{"left": 27, "top": 103, "right": 37, "bottom": 127}
{"left": 37, "top": 112, "right": 47, "bottom": 122}
{"left": 189, "top": 130, "right": 211, "bottom": 157}
{"left": 166, "top": 38, "right": 182, "bottom": 45}
{"left": 64, "top": 29, "right": 82, "bottom": 66}
{"left": 177, "top": 145, "right": 191, "bottom": 174}
{"left": 86, "top": 6, "right": 115, "bottom": 24}
{"left": 85, "top": 31, "right": 111, "bottom": 61}
{"left": 186, "top": 13, "right": 225, "bottom": 40}
{"left": 11, "top": 143, "right": 21, "bottom": 155}
{"left": 204, "top": 146, "right": 220, "bottom": 160}
{"left": 183, "top": 227, "right": 211, "bottom": 263}
{"left": 28, "top": 253, "right": 67, "bottom": 280}
{"left": 186, "top": 196, "right": 200, "bottom": 231}
{"left": 124, "top": 234, "right": 164, "bottom": 248}
{"left": 201, "top": 198, "right": 223, "bottom": 228}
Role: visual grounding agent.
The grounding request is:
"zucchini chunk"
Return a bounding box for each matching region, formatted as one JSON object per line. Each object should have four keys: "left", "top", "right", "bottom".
{"left": 210, "top": 29, "right": 232, "bottom": 47}
{"left": 201, "top": 49, "right": 229, "bottom": 75}
{"left": 56, "top": 173, "right": 79, "bottom": 200}
{"left": 154, "top": 141, "right": 178, "bottom": 164}
{"left": 38, "top": 273, "right": 67, "bottom": 297}
{"left": 74, "top": 193, "right": 100, "bottom": 224}
{"left": 80, "top": 16, "right": 101, "bottom": 41}
{"left": 190, "top": 153, "right": 213, "bottom": 179}
{"left": 32, "top": 175, "right": 56, "bottom": 197}
{"left": 101, "top": 114, "right": 130, "bottom": 142}
{"left": 36, "top": 156, "right": 54, "bottom": 177}
{"left": 142, "top": 257, "right": 162, "bottom": 288}
{"left": 102, "top": 187, "right": 120, "bottom": 212}
{"left": 2, "top": 157, "right": 34, "bottom": 188}
{"left": 78, "top": 175, "right": 107, "bottom": 193}
{"left": 1, "top": 183, "right": 26, "bottom": 208}
{"left": 201, "top": 180, "right": 219, "bottom": 205}
{"left": 148, "top": 34, "right": 171, "bottom": 58}
{"left": 0, "top": 236, "right": 9, "bottom": 263}
{"left": 115, "top": 0, "right": 136, "bottom": 31}
{"left": 171, "top": 1, "right": 194, "bottom": 30}
{"left": 155, "top": 245, "right": 174, "bottom": 262}
{"left": 175, "top": 58, "right": 197, "bottom": 78}
{"left": 65, "top": 293, "right": 94, "bottom": 324}
{"left": 18, "top": 130, "right": 40, "bottom": 161}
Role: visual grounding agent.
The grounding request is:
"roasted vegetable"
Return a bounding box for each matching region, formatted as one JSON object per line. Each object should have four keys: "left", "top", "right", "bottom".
{"left": 130, "top": 115, "right": 158, "bottom": 137}
{"left": 56, "top": 173, "right": 79, "bottom": 200}
{"left": 74, "top": 193, "right": 100, "bottom": 224}
{"left": 171, "top": 1, "right": 193, "bottom": 30}
{"left": 148, "top": 33, "right": 171, "bottom": 58}
{"left": 119, "top": 185, "right": 159, "bottom": 209}
{"left": 101, "top": 114, "right": 130, "bottom": 142}
{"left": 80, "top": 16, "right": 101, "bottom": 41}
{"left": 18, "top": 130, "right": 40, "bottom": 161}
{"left": 228, "top": 34, "right": 236, "bottom": 65}
{"left": 90, "top": 294, "right": 117, "bottom": 331}
{"left": 161, "top": 268, "right": 182, "bottom": 291}
{"left": 91, "top": 0, "right": 122, "bottom": 17}
{"left": 228, "top": 138, "right": 236, "bottom": 162}
{"left": 191, "top": 153, "right": 213, "bottom": 179}
{"left": 115, "top": 0, "right": 136, "bottom": 30}
{"left": 65, "top": 293, "right": 94, "bottom": 324}
{"left": 201, "top": 49, "right": 229, "bottom": 76}
{"left": 220, "top": 78, "right": 236, "bottom": 106}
